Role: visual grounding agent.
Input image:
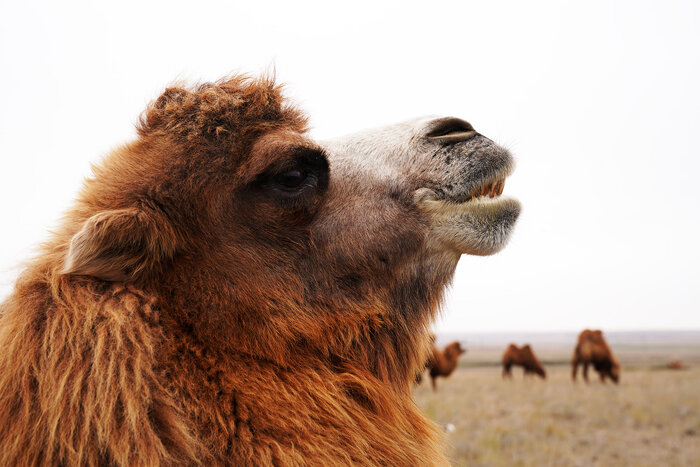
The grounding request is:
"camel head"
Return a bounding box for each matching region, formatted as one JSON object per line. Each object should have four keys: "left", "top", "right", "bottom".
{"left": 610, "top": 360, "right": 620, "bottom": 383}
{"left": 444, "top": 341, "right": 467, "bottom": 360}
{"left": 534, "top": 365, "right": 547, "bottom": 379}
{"left": 58, "top": 76, "right": 519, "bottom": 382}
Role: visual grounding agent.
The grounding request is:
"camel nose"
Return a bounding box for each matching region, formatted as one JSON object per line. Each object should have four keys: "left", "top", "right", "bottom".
{"left": 425, "top": 117, "right": 477, "bottom": 144}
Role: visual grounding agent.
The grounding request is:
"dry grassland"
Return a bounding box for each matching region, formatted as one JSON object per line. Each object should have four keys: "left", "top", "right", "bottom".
{"left": 414, "top": 365, "right": 700, "bottom": 466}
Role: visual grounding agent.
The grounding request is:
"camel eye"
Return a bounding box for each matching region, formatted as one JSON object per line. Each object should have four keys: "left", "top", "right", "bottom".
{"left": 275, "top": 169, "right": 307, "bottom": 189}
{"left": 257, "top": 148, "right": 328, "bottom": 200}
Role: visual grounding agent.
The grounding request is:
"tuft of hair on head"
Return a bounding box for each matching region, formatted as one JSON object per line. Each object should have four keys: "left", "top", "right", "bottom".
{"left": 136, "top": 74, "right": 309, "bottom": 151}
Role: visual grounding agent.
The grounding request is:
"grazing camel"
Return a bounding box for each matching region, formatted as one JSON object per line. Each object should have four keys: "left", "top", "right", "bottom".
{"left": 572, "top": 329, "right": 620, "bottom": 384}
{"left": 667, "top": 360, "right": 684, "bottom": 370}
{"left": 423, "top": 341, "right": 467, "bottom": 390}
{"left": 502, "top": 344, "right": 546, "bottom": 379}
{"left": 0, "top": 74, "right": 520, "bottom": 465}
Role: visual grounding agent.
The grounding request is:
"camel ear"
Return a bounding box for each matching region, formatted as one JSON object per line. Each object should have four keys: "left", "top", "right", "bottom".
{"left": 62, "top": 207, "right": 178, "bottom": 281}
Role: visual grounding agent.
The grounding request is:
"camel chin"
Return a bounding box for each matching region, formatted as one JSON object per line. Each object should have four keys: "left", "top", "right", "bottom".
{"left": 416, "top": 189, "right": 521, "bottom": 256}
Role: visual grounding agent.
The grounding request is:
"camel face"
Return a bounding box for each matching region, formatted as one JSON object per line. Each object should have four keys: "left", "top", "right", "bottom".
{"left": 322, "top": 116, "right": 520, "bottom": 258}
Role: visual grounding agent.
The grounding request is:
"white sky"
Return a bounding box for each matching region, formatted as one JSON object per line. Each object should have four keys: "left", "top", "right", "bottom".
{"left": 1, "top": 0, "right": 699, "bottom": 333}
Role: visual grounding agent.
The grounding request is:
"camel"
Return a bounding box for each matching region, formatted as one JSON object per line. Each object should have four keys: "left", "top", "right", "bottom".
{"left": 502, "top": 344, "right": 546, "bottom": 379}
{"left": 667, "top": 360, "right": 684, "bottom": 370}
{"left": 414, "top": 332, "right": 436, "bottom": 385}
{"left": 0, "top": 74, "right": 520, "bottom": 465}
{"left": 572, "top": 329, "right": 620, "bottom": 384}
{"left": 424, "top": 341, "right": 467, "bottom": 390}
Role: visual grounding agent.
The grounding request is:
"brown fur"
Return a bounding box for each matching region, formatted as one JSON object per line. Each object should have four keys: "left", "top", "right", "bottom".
{"left": 667, "top": 360, "right": 684, "bottom": 370}
{"left": 0, "top": 76, "right": 447, "bottom": 465}
{"left": 423, "top": 341, "right": 466, "bottom": 391}
{"left": 572, "top": 329, "right": 620, "bottom": 384}
{"left": 501, "top": 344, "right": 546, "bottom": 379}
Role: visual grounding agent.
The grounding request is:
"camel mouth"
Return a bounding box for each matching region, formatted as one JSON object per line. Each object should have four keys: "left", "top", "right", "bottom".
{"left": 414, "top": 167, "right": 520, "bottom": 256}
{"left": 460, "top": 175, "right": 508, "bottom": 203}
{"left": 415, "top": 165, "right": 516, "bottom": 207}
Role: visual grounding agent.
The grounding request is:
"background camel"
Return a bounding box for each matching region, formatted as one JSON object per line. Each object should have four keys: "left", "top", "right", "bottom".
{"left": 502, "top": 344, "right": 547, "bottom": 379}
{"left": 572, "top": 329, "right": 620, "bottom": 384}
{"left": 422, "top": 341, "right": 467, "bottom": 390}
{"left": 667, "top": 360, "right": 684, "bottom": 370}
{"left": 0, "top": 75, "right": 520, "bottom": 465}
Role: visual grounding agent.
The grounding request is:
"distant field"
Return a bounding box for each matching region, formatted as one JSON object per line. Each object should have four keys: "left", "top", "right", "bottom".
{"left": 414, "top": 337, "right": 700, "bottom": 466}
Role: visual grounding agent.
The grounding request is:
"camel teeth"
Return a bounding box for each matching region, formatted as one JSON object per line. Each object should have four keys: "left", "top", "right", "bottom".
{"left": 497, "top": 179, "right": 505, "bottom": 196}
{"left": 465, "top": 177, "right": 507, "bottom": 202}
{"left": 489, "top": 182, "right": 497, "bottom": 198}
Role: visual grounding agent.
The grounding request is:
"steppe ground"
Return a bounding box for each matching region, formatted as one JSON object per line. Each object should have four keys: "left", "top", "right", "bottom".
{"left": 413, "top": 345, "right": 700, "bottom": 467}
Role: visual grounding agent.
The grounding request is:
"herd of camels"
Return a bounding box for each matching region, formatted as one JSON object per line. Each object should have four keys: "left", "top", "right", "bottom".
{"left": 420, "top": 328, "right": 620, "bottom": 390}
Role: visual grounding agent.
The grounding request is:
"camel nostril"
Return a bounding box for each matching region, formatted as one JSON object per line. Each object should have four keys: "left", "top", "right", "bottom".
{"left": 425, "top": 117, "right": 477, "bottom": 144}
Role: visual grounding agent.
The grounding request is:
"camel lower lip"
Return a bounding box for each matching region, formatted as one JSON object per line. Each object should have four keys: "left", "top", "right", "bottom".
{"left": 418, "top": 195, "right": 521, "bottom": 256}
{"left": 420, "top": 196, "right": 520, "bottom": 213}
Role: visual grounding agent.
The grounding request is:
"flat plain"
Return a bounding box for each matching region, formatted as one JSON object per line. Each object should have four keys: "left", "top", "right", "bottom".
{"left": 413, "top": 334, "right": 700, "bottom": 467}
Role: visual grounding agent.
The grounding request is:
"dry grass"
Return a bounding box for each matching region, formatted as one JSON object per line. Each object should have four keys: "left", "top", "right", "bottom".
{"left": 414, "top": 366, "right": 700, "bottom": 466}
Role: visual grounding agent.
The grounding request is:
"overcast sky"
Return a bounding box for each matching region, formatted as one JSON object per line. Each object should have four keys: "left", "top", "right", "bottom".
{"left": 1, "top": 0, "right": 698, "bottom": 333}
